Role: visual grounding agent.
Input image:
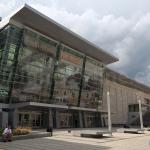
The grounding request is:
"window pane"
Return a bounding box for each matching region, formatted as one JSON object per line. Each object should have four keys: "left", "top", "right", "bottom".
{"left": 0, "top": 26, "right": 12, "bottom": 103}
{"left": 11, "top": 29, "right": 57, "bottom": 103}
{"left": 53, "top": 47, "right": 84, "bottom": 106}
{"left": 80, "top": 57, "right": 104, "bottom": 108}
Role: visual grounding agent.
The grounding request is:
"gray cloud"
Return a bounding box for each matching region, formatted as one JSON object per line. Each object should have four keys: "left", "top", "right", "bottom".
{"left": 1, "top": 0, "right": 150, "bottom": 86}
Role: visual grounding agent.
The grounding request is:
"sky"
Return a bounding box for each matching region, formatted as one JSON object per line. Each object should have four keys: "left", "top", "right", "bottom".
{"left": 1, "top": 0, "right": 150, "bottom": 86}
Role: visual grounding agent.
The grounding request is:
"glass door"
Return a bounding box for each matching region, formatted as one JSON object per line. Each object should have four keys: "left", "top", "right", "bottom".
{"left": 30, "top": 114, "right": 36, "bottom": 127}
{"left": 59, "top": 112, "right": 73, "bottom": 128}
{"left": 85, "top": 113, "right": 97, "bottom": 128}
{"left": 30, "top": 113, "right": 43, "bottom": 128}
{"left": 18, "top": 113, "right": 30, "bottom": 126}
{"left": 18, "top": 112, "right": 43, "bottom": 128}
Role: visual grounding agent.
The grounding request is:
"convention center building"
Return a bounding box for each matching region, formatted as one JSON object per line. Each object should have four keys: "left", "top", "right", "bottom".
{"left": 0, "top": 5, "right": 150, "bottom": 128}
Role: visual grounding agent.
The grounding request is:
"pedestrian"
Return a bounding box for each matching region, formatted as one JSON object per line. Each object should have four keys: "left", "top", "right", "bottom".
{"left": 2, "top": 125, "right": 12, "bottom": 142}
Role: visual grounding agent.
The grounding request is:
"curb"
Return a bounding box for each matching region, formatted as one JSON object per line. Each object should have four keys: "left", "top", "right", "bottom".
{"left": 0, "top": 132, "right": 50, "bottom": 142}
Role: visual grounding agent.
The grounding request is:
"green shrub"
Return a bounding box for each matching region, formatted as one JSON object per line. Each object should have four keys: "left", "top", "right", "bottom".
{"left": 0, "top": 128, "right": 3, "bottom": 136}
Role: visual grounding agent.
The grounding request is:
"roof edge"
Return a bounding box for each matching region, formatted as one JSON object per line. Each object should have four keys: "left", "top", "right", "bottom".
{"left": 1, "top": 4, "right": 118, "bottom": 64}
{"left": 21, "top": 4, "right": 119, "bottom": 63}
{"left": 106, "top": 67, "right": 150, "bottom": 93}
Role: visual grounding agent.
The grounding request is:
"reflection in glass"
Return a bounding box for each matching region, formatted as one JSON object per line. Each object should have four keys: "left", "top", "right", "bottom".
{"left": 11, "top": 29, "right": 57, "bottom": 103}
{"left": 53, "top": 47, "right": 83, "bottom": 106}
{"left": 59, "top": 111, "right": 73, "bottom": 128}
{"left": 84, "top": 112, "right": 99, "bottom": 127}
{"left": 0, "top": 25, "right": 22, "bottom": 103}
{"left": 18, "top": 112, "right": 43, "bottom": 127}
{"left": 80, "top": 57, "right": 104, "bottom": 108}
{"left": 0, "top": 25, "right": 104, "bottom": 109}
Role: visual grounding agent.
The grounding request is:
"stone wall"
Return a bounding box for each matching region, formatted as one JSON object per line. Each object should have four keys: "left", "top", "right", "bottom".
{"left": 102, "top": 78, "right": 150, "bottom": 125}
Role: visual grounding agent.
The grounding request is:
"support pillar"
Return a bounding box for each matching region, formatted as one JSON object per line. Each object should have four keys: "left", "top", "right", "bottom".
{"left": 56, "top": 110, "right": 60, "bottom": 128}
{"left": 0, "top": 108, "right": 2, "bottom": 128}
{"left": 79, "top": 111, "right": 83, "bottom": 128}
{"left": 84, "top": 112, "right": 88, "bottom": 128}
{"left": 8, "top": 109, "right": 18, "bottom": 128}
{"left": 138, "top": 99, "right": 144, "bottom": 132}
{"left": 48, "top": 109, "right": 53, "bottom": 128}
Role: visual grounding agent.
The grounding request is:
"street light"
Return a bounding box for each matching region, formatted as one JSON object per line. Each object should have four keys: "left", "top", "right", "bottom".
{"left": 138, "top": 99, "right": 144, "bottom": 133}
{"left": 107, "top": 91, "right": 112, "bottom": 136}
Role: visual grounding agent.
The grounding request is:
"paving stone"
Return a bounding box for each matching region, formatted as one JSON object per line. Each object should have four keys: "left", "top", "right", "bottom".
{"left": 0, "top": 132, "right": 150, "bottom": 150}
{"left": 0, "top": 138, "right": 108, "bottom": 150}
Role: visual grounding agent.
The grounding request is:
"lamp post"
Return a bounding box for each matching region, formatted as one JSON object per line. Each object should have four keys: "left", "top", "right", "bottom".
{"left": 107, "top": 91, "right": 112, "bottom": 136}
{"left": 138, "top": 99, "right": 144, "bottom": 133}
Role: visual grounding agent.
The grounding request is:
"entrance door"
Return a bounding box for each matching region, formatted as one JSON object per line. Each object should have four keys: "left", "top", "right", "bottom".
{"left": 30, "top": 113, "right": 43, "bottom": 128}
{"left": 85, "top": 112, "right": 98, "bottom": 128}
{"left": 18, "top": 112, "right": 43, "bottom": 128}
{"left": 59, "top": 111, "right": 73, "bottom": 128}
{"left": 18, "top": 113, "right": 30, "bottom": 126}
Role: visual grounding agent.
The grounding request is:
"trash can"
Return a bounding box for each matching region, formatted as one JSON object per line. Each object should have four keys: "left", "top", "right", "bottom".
{"left": 47, "top": 127, "right": 53, "bottom": 136}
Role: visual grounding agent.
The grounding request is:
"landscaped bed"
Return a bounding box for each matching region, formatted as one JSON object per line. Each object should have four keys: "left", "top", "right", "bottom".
{"left": 0, "top": 127, "right": 32, "bottom": 136}
{"left": 13, "top": 127, "right": 32, "bottom": 135}
{"left": 0, "top": 127, "right": 50, "bottom": 141}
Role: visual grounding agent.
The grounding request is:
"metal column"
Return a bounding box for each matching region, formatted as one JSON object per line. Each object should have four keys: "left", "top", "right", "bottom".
{"left": 138, "top": 99, "right": 144, "bottom": 132}
{"left": 107, "top": 91, "right": 112, "bottom": 136}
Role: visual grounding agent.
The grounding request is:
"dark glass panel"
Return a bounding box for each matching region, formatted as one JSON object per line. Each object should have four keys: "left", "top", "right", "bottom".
{"left": 84, "top": 112, "right": 100, "bottom": 128}
{"left": 11, "top": 29, "right": 57, "bottom": 103}
{"left": 53, "top": 47, "right": 84, "bottom": 106}
{"left": 80, "top": 57, "right": 104, "bottom": 108}
{"left": 0, "top": 25, "right": 22, "bottom": 103}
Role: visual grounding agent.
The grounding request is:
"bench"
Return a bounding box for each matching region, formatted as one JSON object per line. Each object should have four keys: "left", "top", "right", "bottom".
{"left": 80, "top": 130, "right": 112, "bottom": 138}
{"left": 117, "top": 128, "right": 144, "bottom": 134}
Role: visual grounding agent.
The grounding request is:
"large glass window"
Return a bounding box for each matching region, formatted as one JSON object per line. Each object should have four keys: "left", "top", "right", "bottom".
{"left": 84, "top": 112, "right": 100, "bottom": 128}
{"left": 17, "top": 111, "right": 43, "bottom": 127}
{"left": 0, "top": 25, "right": 105, "bottom": 108}
{"left": 0, "top": 27, "right": 8, "bottom": 102}
{"left": 11, "top": 29, "right": 57, "bottom": 103}
{"left": 80, "top": 57, "right": 104, "bottom": 108}
{"left": 0, "top": 28, "right": 7, "bottom": 61}
{"left": 0, "top": 25, "right": 21, "bottom": 103}
{"left": 59, "top": 111, "right": 73, "bottom": 128}
{"left": 52, "top": 46, "right": 84, "bottom": 106}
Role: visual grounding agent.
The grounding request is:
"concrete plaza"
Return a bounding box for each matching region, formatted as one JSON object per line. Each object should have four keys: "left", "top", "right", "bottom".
{"left": 0, "top": 131, "right": 150, "bottom": 150}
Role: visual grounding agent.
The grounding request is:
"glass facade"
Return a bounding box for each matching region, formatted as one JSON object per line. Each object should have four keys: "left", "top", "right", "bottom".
{"left": 11, "top": 29, "right": 57, "bottom": 103}
{"left": 17, "top": 111, "right": 43, "bottom": 127}
{"left": 0, "top": 22, "right": 106, "bottom": 129}
{"left": 52, "top": 47, "right": 84, "bottom": 106}
{"left": 0, "top": 27, "right": 8, "bottom": 102}
{"left": 59, "top": 111, "right": 73, "bottom": 128}
{"left": 0, "top": 24, "right": 104, "bottom": 109}
{"left": 84, "top": 112, "right": 100, "bottom": 128}
{"left": 80, "top": 57, "right": 104, "bottom": 108}
{"left": 0, "top": 26, "right": 22, "bottom": 103}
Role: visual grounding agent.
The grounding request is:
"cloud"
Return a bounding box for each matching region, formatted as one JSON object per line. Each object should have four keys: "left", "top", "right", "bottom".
{"left": 1, "top": 1, "right": 150, "bottom": 86}
{"left": 0, "top": 0, "right": 17, "bottom": 17}
{"left": 33, "top": 4, "right": 150, "bottom": 86}
{"left": 111, "top": 13, "right": 150, "bottom": 84}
